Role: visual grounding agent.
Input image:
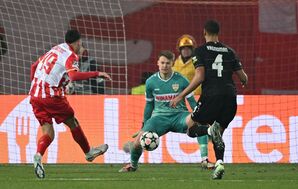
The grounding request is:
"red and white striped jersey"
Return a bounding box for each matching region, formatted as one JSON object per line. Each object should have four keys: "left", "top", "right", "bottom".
{"left": 29, "top": 43, "right": 79, "bottom": 98}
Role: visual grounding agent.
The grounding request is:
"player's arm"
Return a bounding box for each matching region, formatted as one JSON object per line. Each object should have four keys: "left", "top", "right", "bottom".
{"left": 235, "top": 69, "right": 248, "bottom": 87}
{"left": 132, "top": 80, "right": 154, "bottom": 138}
{"left": 233, "top": 53, "right": 248, "bottom": 88}
{"left": 170, "top": 48, "right": 204, "bottom": 108}
{"left": 68, "top": 70, "right": 111, "bottom": 81}
{"left": 134, "top": 99, "right": 153, "bottom": 138}
{"left": 182, "top": 76, "right": 197, "bottom": 110}
{"left": 171, "top": 67, "right": 204, "bottom": 108}
{"left": 67, "top": 65, "right": 112, "bottom": 81}
{"left": 182, "top": 67, "right": 204, "bottom": 98}
{"left": 143, "top": 101, "right": 154, "bottom": 124}
{"left": 66, "top": 55, "right": 111, "bottom": 81}
{"left": 132, "top": 100, "right": 153, "bottom": 138}
{"left": 186, "top": 94, "right": 197, "bottom": 111}
{"left": 143, "top": 80, "right": 154, "bottom": 123}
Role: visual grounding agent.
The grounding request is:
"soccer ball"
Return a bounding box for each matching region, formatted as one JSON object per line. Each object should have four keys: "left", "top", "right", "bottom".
{"left": 140, "top": 131, "right": 159, "bottom": 151}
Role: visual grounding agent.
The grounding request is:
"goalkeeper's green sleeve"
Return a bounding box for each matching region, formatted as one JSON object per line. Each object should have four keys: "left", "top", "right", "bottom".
{"left": 143, "top": 101, "right": 154, "bottom": 123}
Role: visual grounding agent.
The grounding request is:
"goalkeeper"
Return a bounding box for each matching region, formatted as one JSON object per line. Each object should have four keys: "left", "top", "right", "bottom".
{"left": 130, "top": 35, "right": 214, "bottom": 169}
{"left": 119, "top": 50, "right": 211, "bottom": 172}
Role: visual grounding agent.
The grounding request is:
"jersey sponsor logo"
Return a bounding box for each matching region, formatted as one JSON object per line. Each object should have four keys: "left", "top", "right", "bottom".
{"left": 155, "top": 93, "right": 178, "bottom": 101}
{"left": 172, "top": 84, "right": 179, "bottom": 92}
{"left": 206, "top": 46, "right": 228, "bottom": 52}
{"left": 154, "top": 88, "right": 160, "bottom": 91}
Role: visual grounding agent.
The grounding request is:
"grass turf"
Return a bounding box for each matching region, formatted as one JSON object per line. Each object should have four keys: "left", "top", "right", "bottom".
{"left": 0, "top": 164, "right": 297, "bottom": 189}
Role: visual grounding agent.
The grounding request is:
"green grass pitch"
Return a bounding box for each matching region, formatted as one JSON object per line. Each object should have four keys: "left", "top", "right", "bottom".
{"left": 0, "top": 164, "right": 297, "bottom": 189}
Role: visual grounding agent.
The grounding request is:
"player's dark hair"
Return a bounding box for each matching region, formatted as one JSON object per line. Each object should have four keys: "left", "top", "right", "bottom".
{"left": 65, "top": 29, "right": 81, "bottom": 44}
{"left": 158, "top": 50, "right": 175, "bottom": 61}
{"left": 204, "top": 20, "right": 220, "bottom": 35}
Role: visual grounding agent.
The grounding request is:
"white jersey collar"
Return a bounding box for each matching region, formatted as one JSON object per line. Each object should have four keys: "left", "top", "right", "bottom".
{"left": 157, "top": 71, "right": 174, "bottom": 82}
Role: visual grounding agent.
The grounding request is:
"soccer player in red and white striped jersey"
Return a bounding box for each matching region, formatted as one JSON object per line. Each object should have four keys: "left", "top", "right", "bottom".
{"left": 30, "top": 30, "right": 111, "bottom": 179}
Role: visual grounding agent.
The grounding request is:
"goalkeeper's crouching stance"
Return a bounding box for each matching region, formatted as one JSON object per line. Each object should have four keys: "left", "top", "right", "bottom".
{"left": 119, "top": 50, "right": 214, "bottom": 172}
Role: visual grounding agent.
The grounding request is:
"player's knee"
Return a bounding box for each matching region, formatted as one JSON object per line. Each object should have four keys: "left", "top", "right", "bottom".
{"left": 47, "top": 130, "right": 55, "bottom": 141}
{"left": 187, "top": 124, "right": 209, "bottom": 138}
{"left": 49, "top": 133, "right": 55, "bottom": 141}
{"left": 187, "top": 126, "right": 199, "bottom": 138}
{"left": 74, "top": 117, "right": 80, "bottom": 126}
{"left": 44, "top": 132, "right": 55, "bottom": 141}
{"left": 132, "top": 131, "right": 143, "bottom": 149}
{"left": 42, "top": 123, "right": 55, "bottom": 140}
{"left": 64, "top": 116, "right": 79, "bottom": 129}
{"left": 132, "top": 141, "right": 142, "bottom": 150}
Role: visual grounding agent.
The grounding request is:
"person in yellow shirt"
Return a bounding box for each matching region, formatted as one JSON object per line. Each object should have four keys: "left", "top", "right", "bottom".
{"left": 173, "top": 34, "right": 214, "bottom": 169}
{"left": 173, "top": 34, "right": 201, "bottom": 95}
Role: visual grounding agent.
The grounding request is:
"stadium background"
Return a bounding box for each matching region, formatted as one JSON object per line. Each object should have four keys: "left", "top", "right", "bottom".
{"left": 0, "top": 0, "right": 298, "bottom": 164}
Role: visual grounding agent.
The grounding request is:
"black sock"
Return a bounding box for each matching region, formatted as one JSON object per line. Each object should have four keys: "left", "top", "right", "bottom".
{"left": 187, "top": 124, "right": 209, "bottom": 138}
{"left": 213, "top": 141, "right": 225, "bottom": 161}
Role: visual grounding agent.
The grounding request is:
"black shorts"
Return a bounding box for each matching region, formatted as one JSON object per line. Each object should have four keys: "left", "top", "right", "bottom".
{"left": 191, "top": 95, "right": 237, "bottom": 129}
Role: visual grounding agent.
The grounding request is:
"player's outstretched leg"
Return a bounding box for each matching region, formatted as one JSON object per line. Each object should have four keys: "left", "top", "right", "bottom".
{"left": 33, "top": 127, "right": 53, "bottom": 179}
{"left": 209, "top": 121, "right": 225, "bottom": 179}
{"left": 85, "top": 144, "right": 109, "bottom": 162}
{"left": 212, "top": 160, "right": 225, "bottom": 179}
{"left": 197, "top": 135, "right": 215, "bottom": 169}
{"left": 66, "top": 117, "right": 109, "bottom": 162}
{"left": 33, "top": 153, "right": 45, "bottom": 179}
{"left": 201, "top": 159, "right": 215, "bottom": 170}
{"left": 208, "top": 121, "right": 224, "bottom": 150}
{"left": 119, "top": 145, "right": 142, "bottom": 172}
{"left": 122, "top": 141, "right": 133, "bottom": 153}
{"left": 119, "top": 163, "right": 138, "bottom": 172}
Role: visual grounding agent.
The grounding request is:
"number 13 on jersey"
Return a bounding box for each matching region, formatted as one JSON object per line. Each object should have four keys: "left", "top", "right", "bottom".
{"left": 212, "top": 54, "right": 223, "bottom": 77}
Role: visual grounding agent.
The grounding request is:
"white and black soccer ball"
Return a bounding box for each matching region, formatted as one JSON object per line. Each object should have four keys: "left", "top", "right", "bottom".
{"left": 140, "top": 131, "right": 159, "bottom": 151}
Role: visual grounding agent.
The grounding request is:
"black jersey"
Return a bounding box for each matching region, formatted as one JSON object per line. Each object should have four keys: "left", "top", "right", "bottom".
{"left": 192, "top": 41, "right": 242, "bottom": 96}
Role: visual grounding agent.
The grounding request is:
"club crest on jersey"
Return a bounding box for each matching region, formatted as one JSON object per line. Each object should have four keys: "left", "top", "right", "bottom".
{"left": 172, "top": 84, "right": 179, "bottom": 91}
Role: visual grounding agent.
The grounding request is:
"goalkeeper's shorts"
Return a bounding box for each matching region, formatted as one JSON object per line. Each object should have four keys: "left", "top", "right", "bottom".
{"left": 142, "top": 112, "right": 189, "bottom": 136}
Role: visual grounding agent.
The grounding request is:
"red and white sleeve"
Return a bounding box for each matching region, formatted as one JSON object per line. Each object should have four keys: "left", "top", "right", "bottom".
{"left": 65, "top": 54, "right": 80, "bottom": 73}
{"left": 65, "top": 54, "right": 99, "bottom": 81}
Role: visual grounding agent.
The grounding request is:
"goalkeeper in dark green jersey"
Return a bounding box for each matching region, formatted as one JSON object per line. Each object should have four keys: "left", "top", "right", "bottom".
{"left": 119, "top": 50, "right": 212, "bottom": 172}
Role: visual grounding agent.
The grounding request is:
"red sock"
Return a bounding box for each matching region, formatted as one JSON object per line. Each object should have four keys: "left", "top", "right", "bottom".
{"left": 37, "top": 134, "right": 52, "bottom": 156}
{"left": 71, "top": 126, "right": 90, "bottom": 153}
